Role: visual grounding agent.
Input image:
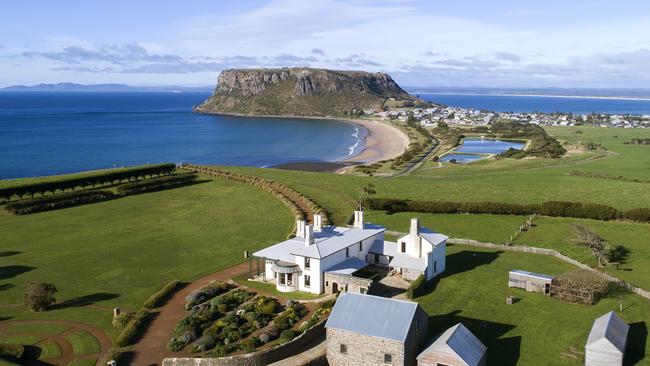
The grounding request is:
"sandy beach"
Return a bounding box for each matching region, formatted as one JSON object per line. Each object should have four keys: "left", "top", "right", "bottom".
{"left": 342, "top": 118, "right": 410, "bottom": 164}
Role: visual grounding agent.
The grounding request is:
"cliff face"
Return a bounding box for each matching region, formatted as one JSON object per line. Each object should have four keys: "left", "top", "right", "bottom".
{"left": 195, "top": 67, "right": 417, "bottom": 117}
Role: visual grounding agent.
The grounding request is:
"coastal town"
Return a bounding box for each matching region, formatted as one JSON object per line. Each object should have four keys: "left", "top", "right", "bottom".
{"left": 369, "top": 104, "right": 650, "bottom": 129}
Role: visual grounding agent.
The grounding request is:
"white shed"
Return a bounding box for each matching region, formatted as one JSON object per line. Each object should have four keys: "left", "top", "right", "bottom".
{"left": 585, "top": 311, "right": 629, "bottom": 366}
{"left": 417, "top": 323, "right": 487, "bottom": 366}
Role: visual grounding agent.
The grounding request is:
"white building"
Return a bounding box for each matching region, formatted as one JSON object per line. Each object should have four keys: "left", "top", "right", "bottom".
{"left": 585, "top": 311, "right": 629, "bottom": 366}
{"left": 252, "top": 212, "right": 447, "bottom": 294}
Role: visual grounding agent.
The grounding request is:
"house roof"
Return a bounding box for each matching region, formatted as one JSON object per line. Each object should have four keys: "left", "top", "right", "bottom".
{"left": 389, "top": 253, "right": 427, "bottom": 271}
{"left": 417, "top": 323, "right": 486, "bottom": 366}
{"left": 325, "top": 292, "right": 419, "bottom": 342}
{"left": 509, "top": 269, "right": 554, "bottom": 281}
{"left": 420, "top": 232, "right": 449, "bottom": 246}
{"left": 369, "top": 239, "right": 397, "bottom": 257}
{"left": 586, "top": 311, "right": 629, "bottom": 353}
{"left": 324, "top": 257, "right": 368, "bottom": 275}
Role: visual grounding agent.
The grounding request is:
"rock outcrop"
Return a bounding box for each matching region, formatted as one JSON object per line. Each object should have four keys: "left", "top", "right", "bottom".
{"left": 195, "top": 67, "right": 419, "bottom": 117}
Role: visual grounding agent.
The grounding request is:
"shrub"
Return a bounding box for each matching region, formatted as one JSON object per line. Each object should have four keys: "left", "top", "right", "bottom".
{"left": 185, "top": 281, "right": 233, "bottom": 309}
{"left": 143, "top": 280, "right": 184, "bottom": 309}
{"left": 24, "top": 281, "right": 57, "bottom": 312}
{"left": 5, "top": 190, "right": 115, "bottom": 215}
{"left": 623, "top": 208, "right": 650, "bottom": 223}
{"left": 192, "top": 334, "right": 216, "bottom": 353}
{"left": 279, "top": 329, "right": 296, "bottom": 344}
{"left": 101, "top": 348, "right": 125, "bottom": 365}
{"left": 115, "top": 173, "right": 198, "bottom": 195}
{"left": 115, "top": 309, "right": 152, "bottom": 347}
{"left": 112, "top": 313, "right": 133, "bottom": 328}
{"left": 406, "top": 274, "right": 425, "bottom": 299}
{"left": 258, "top": 332, "right": 271, "bottom": 344}
{"left": 0, "top": 344, "right": 24, "bottom": 362}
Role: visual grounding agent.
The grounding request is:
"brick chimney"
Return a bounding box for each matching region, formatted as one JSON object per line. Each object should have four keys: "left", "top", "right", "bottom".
{"left": 305, "top": 224, "right": 315, "bottom": 246}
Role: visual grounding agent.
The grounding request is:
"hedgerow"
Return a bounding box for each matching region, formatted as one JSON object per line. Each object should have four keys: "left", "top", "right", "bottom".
{"left": 115, "top": 309, "right": 153, "bottom": 347}
{"left": 4, "top": 190, "right": 115, "bottom": 215}
{"left": 143, "top": 280, "right": 185, "bottom": 309}
{"left": 406, "top": 274, "right": 425, "bottom": 299}
{"left": 115, "top": 173, "right": 198, "bottom": 195}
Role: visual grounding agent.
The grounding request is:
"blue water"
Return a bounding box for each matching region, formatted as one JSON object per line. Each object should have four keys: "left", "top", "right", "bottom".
{"left": 456, "top": 138, "right": 525, "bottom": 154}
{"left": 439, "top": 154, "right": 483, "bottom": 164}
{"left": 0, "top": 92, "right": 365, "bottom": 179}
{"left": 419, "top": 93, "right": 650, "bottom": 114}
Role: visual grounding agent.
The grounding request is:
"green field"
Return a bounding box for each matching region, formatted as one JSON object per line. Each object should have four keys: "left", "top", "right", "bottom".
{"left": 0, "top": 177, "right": 293, "bottom": 338}
{"left": 417, "top": 244, "right": 649, "bottom": 365}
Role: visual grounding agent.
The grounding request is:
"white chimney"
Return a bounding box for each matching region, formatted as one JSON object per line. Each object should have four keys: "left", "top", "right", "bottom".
{"left": 296, "top": 220, "right": 306, "bottom": 238}
{"left": 410, "top": 218, "right": 420, "bottom": 240}
{"left": 353, "top": 210, "right": 365, "bottom": 229}
{"left": 314, "top": 214, "right": 323, "bottom": 232}
{"left": 305, "top": 224, "right": 315, "bottom": 246}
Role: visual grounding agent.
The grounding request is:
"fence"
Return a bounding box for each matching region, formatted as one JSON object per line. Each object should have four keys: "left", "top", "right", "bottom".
{"left": 447, "top": 238, "right": 650, "bottom": 300}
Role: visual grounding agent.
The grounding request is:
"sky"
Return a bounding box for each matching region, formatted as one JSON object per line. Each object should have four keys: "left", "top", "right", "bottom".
{"left": 1, "top": 0, "right": 650, "bottom": 88}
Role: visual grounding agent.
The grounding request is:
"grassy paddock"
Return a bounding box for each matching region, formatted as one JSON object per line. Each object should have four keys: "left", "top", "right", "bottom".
{"left": 0, "top": 176, "right": 293, "bottom": 338}
{"left": 416, "top": 244, "right": 650, "bottom": 365}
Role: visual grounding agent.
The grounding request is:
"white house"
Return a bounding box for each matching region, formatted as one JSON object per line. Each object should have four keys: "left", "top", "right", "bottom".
{"left": 252, "top": 211, "right": 448, "bottom": 294}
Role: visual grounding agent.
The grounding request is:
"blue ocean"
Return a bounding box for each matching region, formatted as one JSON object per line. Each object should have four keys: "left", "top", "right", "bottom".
{"left": 0, "top": 92, "right": 365, "bottom": 179}
{"left": 419, "top": 93, "right": 650, "bottom": 115}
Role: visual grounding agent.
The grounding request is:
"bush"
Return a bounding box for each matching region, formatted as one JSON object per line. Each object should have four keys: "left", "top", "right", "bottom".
{"left": 143, "top": 280, "right": 184, "bottom": 309}
{"left": 185, "top": 281, "right": 233, "bottom": 310}
{"left": 115, "top": 309, "right": 152, "bottom": 347}
{"left": 623, "top": 208, "right": 650, "bottom": 223}
{"left": 278, "top": 329, "right": 296, "bottom": 344}
{"left": 407, "top": 274, "right": 425, "bottom": 299}
{"left": 24, "top": 281, "right": 57, "bottom": 312}
{"left": 0, "top": 344, "right": 24, "bottom": 362}
{"left": 112, "top": 313, "right": 133, "bottom": 328}
{"left": 101, "top": 348, "right": 125, "bottom": 365}
{"left": 115, "top": 173, "right": 198, "bottom": 195}
{"left": 5, "top": 190, "right": 115, "bottom": 215}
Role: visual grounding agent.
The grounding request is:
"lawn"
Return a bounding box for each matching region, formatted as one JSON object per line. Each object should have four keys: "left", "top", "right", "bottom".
{"left": 65, "top": 330, "right": 100, "bottom": 356}
{"left": 0, "top": 176, "right": 293, "bottom": 339}
{"left": 514, "top": 216, "right": 650, "bottom": 291}
{"left": 365, "top": 211, "right": 526, "bottom": 244}
{"left": 232, "top": 273, "right": 323, "bottom": 301}
{"left": 416, "top": 244, "right": 649, "bottom": 365}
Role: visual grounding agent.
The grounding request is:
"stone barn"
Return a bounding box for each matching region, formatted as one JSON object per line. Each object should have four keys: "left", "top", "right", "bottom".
{"left": 325, "top": 292, "right": 428, "bottom": 366}
{"left": 508, "top": 269, "right": 553, "bottom": 294}
{"left": 417, "top": 323, "right": 487, "bottom": 366}
{"left": 585, "top": 311, "right": 629, "bottom": 366}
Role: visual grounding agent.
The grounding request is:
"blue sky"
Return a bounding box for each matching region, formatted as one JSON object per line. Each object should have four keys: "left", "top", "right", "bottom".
{"left": 1, "top": 0, "right": 649, "bottom": 88}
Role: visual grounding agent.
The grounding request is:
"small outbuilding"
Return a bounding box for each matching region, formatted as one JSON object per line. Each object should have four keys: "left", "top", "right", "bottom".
{"left": 508, "top": 269, "right": 553, "bottom": 295}
{"left": 585, "top": 311, "right": 629, "bottom": 366}
{"left": 417, "top": 323, "right": 487, "bottom": 366}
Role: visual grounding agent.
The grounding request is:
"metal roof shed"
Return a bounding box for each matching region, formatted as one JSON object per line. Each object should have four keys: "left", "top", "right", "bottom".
{"left": 585, "top": 311, "right": 629, "bottom": 366}
{"left": 417, "top": 323, "right": 487, "bottom": 366}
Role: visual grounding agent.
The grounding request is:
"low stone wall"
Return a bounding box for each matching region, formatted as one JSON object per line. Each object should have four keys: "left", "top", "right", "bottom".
{"left": 162, "top": 318, "right": 327, "bottom": 366}
{"left": 448, "top": 238, "right": 650, "bottom": 300}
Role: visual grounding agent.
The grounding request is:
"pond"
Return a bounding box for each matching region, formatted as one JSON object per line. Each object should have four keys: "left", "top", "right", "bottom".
{"left": 439, "top": 154, "right": 484, "bottom": 164}
{"left": 455, "top": 138, "right": 526, "bottom": 154}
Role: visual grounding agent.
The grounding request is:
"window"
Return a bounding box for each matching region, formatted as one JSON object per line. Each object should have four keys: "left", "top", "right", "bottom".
{"left": 434, "top": 260, "right": 437, "bottom": 273}
{"left": 340, "top": 344, "right": 347, "bottom": 354}
{"left": 279, "top": 274, "right": 285, "bottom": 285}
{"left": 374, "top": 253, "right": 380, "bottom": 263}
{"left": 384, "top": 354, "right": 392, "bottom": 363}
{"left": 359, "top": 242, "right": 363, "bottom": 251}
{"left": 401, "top": 242, "right": 406, "bottom": 253}
{"left": 305, "top": 257, "right": 310, "bottom": 270}
{"left": 345, "top": 248, "right": 349, "bottom": 258}
{"left": 304, "top": 275, "right": 311, "bottom": 288}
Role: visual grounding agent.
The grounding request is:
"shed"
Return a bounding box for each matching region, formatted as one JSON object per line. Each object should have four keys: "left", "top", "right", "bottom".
{"left": 508, "top": 269, "right": 553, "bottom": 294}
{"left": 417, "top": 323, "right": 487, "bottom": 366}
{"left": 585, "top": 311, "right": 629, "bottom": 366}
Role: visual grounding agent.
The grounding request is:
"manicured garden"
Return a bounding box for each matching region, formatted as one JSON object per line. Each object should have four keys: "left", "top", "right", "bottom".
{"left": 415, "top": 244, "right": 650, "bottom": 365}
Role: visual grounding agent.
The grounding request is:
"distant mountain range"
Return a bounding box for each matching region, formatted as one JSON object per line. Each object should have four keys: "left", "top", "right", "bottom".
{"left": 405, "top": 86, "right": 650, "bottom": 99}
{"left": 0, "top": 82, "right": 213, "bottom": 92}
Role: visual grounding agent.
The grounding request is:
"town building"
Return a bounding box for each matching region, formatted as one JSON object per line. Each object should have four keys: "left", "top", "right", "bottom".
{"left": 417, "top": 323, "right": 487, "bottom": 366}
{"left": 585, "top": 311, "right": 629, "bottom": 366}
{"left": 325, "top": 292, "right": 429, "bottom": 366}
{"left": 252, "top": 212, "right": 447, "bottom": 294}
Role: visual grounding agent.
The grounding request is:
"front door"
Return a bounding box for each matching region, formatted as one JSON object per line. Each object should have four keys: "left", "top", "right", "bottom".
{"left": 332, "top": 282, "right": 339, "bottom": 293}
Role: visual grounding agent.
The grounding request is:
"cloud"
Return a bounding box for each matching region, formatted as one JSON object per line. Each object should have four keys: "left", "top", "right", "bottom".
{"left": 310, "top": 48, "right": 326, "bottom": 56}
{"left": 331, "top": 54, "right": 382, "bottom": 67}
{"left": 495, "top": 52, "right": 521, "bottom": 62}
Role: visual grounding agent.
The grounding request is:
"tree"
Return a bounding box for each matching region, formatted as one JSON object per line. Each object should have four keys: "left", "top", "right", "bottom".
{"left": 572, "top": 224, "right": 610, "bottom": 267}
{"left": 357, "top": 183, "right": 376, "bottom": 211}
{"left": 24, "top": 281, "right": 57, "bottom": 312}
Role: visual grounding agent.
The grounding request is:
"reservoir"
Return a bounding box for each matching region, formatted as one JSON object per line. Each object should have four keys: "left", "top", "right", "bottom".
{"left": 442, "top": 138, "right": 525, "bottom": 164}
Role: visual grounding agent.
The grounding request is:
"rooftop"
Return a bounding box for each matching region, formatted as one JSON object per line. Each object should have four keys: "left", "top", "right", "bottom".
{"left": 586, "top": 311, "right": 629, "bottom": 352}
{"left": 324, "top": 257, "right": 368, "bottom": 276}
{"left": 509, "top": 269, "right": 555, "bottom": 281}
{"left": 417, "top": 323, "right": 486, "bottom": 366}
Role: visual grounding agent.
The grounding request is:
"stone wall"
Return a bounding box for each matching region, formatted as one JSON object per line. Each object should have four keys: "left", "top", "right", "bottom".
{"left": 324, "top": 272, "right": 373, "bottom": 294}
{"left": 327, "top": 328, "right": 405, "bottom": 366}
{"left": 162, "top": 318, "right": 326, "bottom": 366}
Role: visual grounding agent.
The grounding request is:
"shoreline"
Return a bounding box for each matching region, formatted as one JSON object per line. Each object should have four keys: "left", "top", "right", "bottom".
{"left": 196, "top": 110, "right": 411, "bottom": 172}
{"left": 414, "top": 92, "right": 650, "bottom": 102}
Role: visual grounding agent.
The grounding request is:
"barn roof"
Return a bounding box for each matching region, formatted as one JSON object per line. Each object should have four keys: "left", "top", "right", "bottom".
{"left": 509, "top": 269, "right": 554, "bottom": 281}
{"left": 417, "top": 323, "right": 486, "bottom": 366}
{"left": 325, "top": 292, "right": 420, "bottom": 342}
{"left": 586, "top": 311, "right": 629, "bottom": 352}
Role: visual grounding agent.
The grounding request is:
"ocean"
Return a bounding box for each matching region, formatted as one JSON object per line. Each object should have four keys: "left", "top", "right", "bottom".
{"left": 419, "top": 93, "right": 650, "bottom": 115}
{"left": 0, "top": 92, "right": 365, "bottom": 179}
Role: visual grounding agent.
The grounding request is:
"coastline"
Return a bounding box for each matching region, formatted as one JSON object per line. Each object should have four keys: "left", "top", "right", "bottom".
{"left": 415, "top": 92, "right": 650, "bottom": 102}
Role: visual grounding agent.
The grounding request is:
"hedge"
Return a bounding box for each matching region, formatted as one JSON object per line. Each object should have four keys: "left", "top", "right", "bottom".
{"left": 367, "top": 198, "right": 639, "bottom": 222}
{"left": 406, "top": 274, "right": 425, "bottom": 299}
{"left": 115, "top": 309, "right": 153, "bottom": 347}
{"left": 0, "top": 163, "right": 176, "bottom": 201}
{"left": 0, "top": 344, "right": 24, "bottom": 362}
{"left": 115, "top": 173, "right": 198, "bottom": 195}
{"left": 4, "top": 190, "right": 116, "bottom": 215}
{"left": 143, "top": 280, "right": 185, "bottom": 309}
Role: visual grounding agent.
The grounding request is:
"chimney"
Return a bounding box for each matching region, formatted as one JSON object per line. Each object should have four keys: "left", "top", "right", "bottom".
{"left": 410, "top": 218, "right": 420, "bottom": 241}
{"left": 314, "top": 214, "right": 323, "bottom": 232}
{"left": 295, "top": 220, "right": 306, "bottom": 238}
{"left": 354, "top": 210, "right": 365, "bottom": 229}
{"left": 305, "top": 224, "right": 315, "bottom": 246}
